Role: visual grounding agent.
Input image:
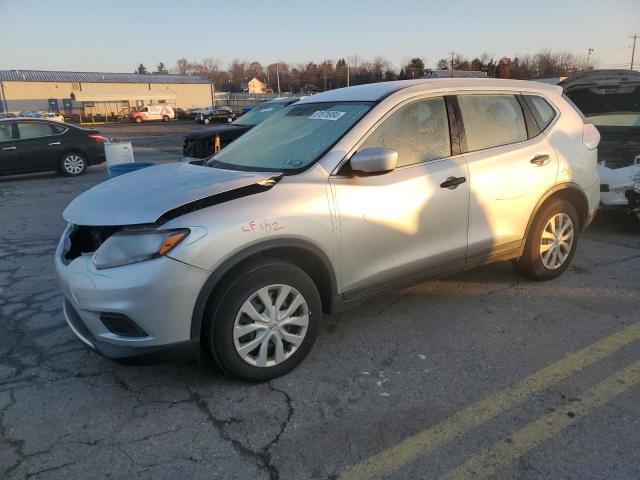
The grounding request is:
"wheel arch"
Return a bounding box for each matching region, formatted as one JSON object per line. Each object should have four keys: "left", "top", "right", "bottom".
{"left": 524, "top": 183, "right": 590, "bottom": 243}
{"left": 190, "top": 238, "right": 339, "bottom": 342}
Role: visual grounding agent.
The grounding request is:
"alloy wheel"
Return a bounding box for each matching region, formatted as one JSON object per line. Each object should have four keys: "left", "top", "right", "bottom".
{"left": 233, "top": 284, "right": 309, "bottom": 367}
{"left": 63, "top": 155, "right": 85, "bottom": 175}
{"left": 539, "top": 212, "right": 574, "bottom": 270}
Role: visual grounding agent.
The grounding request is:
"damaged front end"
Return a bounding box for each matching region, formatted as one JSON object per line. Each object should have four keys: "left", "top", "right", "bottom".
{"left": 561, "top": 69, "right": 640, "bottom": 220}
{"left": 61, "top": 162, "right": 282, "bottom": 264}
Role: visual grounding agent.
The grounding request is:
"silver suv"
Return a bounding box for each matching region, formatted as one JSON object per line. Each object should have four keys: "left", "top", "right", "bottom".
{"left": 56, "top": 79, "right": 600, "bottom": 381}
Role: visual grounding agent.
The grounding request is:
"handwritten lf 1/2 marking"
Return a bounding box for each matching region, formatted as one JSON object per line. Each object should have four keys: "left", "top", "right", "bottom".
{"left": 241, "top": 219, "right": 284, "bottom": 234}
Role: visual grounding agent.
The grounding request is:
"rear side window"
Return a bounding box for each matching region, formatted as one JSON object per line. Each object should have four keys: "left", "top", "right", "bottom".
{"left": 16, "top": 122, "right": 57, "bottom": 139}
{"left": 361, "top": 97, "right": 451, "bottom": 167}
{"left": 457, "top": 94, "right": 527, "bottom": 152}
{"left": 524, "top": 95, "right": 557, "bottom": 130}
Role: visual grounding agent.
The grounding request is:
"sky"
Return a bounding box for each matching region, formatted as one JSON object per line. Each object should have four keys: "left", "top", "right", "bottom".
{"left": 0, "top": 0, "right": 639, "bottom": 72}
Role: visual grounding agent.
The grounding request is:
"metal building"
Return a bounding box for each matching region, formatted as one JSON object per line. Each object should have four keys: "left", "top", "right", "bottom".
{"left": 0, "top": 70, "right": 214, "bottom": 117}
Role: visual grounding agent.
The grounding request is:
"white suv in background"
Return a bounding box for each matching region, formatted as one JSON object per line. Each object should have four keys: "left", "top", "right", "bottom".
{"left": 56, "top": 79, "right": 600, "bottom": 381}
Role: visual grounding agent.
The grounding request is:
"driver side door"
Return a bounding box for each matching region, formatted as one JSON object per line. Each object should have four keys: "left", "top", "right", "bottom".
{"left": 329, "top": 96, "right": 470, "bottom": 297}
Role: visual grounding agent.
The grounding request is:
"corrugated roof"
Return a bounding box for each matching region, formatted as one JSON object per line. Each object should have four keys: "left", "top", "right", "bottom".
{"left": 0, "top": 69, "right": 211, "bottom": 84}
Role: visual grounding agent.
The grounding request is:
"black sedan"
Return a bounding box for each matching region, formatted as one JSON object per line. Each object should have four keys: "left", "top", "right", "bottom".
{"left": 183, "top": 97, "right": 300, "bottom": 159}
{"left": 0, "top": 118, "right": 106, "bottom": 177}
{"left": 195, "top": 107, "right": 236, "bottom": 125}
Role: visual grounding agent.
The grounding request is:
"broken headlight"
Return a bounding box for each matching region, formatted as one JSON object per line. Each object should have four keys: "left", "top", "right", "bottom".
{"left": 92, "top": 228, "right": 189, "bottom": 270}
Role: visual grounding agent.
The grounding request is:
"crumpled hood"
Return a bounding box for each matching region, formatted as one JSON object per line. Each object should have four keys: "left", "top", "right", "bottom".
{"left": 63, "top": 162, "right": 279, "bottom": 226}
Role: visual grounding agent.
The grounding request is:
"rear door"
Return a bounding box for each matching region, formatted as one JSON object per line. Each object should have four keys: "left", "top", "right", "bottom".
{"left": 330, "top": 96, "right": 470, "bottom": 296}
{"left": 455, "top": 93, "right": 558, "bottom": 260}
{"left": 0, "top": 122, "right": 20, "bottom": 173}
{"left": 15, "top": 121, "right": 66, "bottom": 171}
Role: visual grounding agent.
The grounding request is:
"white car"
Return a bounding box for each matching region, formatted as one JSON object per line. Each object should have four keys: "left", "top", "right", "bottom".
{"left": 41, "top": 112, "right": 65, "bottom": 122}
{"left": 57, "top": 79, "right": 600, "bottom": 381}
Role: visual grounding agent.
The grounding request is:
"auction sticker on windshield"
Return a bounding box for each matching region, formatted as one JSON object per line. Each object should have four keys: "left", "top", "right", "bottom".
{"left": 309, "top": 110, "right": 346, "bottom": 121}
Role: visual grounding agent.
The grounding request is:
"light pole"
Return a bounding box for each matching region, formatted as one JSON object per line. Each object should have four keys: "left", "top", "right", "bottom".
{"left": 586, "top": 48, "right": 594, "bottom": 70}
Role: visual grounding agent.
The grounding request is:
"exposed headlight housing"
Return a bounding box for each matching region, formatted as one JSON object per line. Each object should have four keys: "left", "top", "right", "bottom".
{"left": 92, "top": 228, "right": 189, "bottom": 270}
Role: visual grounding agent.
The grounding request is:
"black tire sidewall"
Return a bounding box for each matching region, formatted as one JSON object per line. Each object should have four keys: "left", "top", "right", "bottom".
{"left": 60, "top": 152, "right": 86, "bottom": 176}
{"left": 517, "top": 199, "right": 579, "bottom": 280}
{"left": 207, "top": 259, "right": 321, "bottom": 382}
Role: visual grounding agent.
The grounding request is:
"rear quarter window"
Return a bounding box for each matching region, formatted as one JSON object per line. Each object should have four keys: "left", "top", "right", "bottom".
{"left": 524, "top": 95, "right": 558, "bottom": 130}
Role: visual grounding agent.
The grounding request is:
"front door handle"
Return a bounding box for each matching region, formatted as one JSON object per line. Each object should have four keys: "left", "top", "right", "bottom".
{"left": 440, "top": 176, "right": 466, "bottom": 190}
{"left": 2, "top": 146, "right": 16, "bottom": 151}
{"left": 530, "top": 154, "right": 550, "bottom": 166}
{"left": 48, "top": 142, "right": 61, "bottom": 146}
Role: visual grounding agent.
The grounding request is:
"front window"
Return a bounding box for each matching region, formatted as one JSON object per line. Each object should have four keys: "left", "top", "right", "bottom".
{"left": 232, "top": 101, "right": 290, "bottom": 126}
{"left": 360, "top": 97, "right": 451, "bottom": 167}
{"left": 208, "top": 102, "right": 373, "bottom": 172}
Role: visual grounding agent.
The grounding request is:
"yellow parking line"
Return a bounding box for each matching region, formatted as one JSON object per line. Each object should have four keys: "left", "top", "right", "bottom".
{"left": 340, "top": 321, "right": 640, "bottom": 480}
{"left": 441, "top": 359, "right": 640, "bottom": 480}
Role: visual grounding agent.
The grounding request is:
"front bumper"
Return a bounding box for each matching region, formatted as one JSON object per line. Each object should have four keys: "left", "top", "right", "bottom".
{"left": 55, "top": 241, "right": 210, "bottom": 358}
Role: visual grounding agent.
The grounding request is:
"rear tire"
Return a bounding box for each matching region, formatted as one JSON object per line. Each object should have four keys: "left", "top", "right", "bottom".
{"left": 162, "top": 115, "right": 169, "bottom": 122}
{"left": 135, "top": 117, "right": 142, "bottom": 124}
{"left": 204, "top": 118, "right": 210, "bottom": 125}
{"left": 513, "top": 199, "right": 579, "bottom": 280}
{"left": 60, "top": 152, "right": 87, "bottom": 176}
{"left": 205, "top": 259, "right": 321, "bottom": 382}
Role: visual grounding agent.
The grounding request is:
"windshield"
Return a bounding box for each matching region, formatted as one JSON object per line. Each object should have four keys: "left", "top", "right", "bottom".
{"left": 232, "top": 101, "right": 291, "bottom": 126}
{"left": 208, "top": 101, "right": 373, "bottom": 172}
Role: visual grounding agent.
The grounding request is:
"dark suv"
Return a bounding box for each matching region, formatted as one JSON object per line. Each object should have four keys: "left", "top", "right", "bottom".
{"left": 183, "top": 97, "right": 300, "bottom": 159}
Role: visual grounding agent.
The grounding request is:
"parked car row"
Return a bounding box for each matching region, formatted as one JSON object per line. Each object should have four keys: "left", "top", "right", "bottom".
{"left": 0, "top": 111, "right": 65, "bottom": 122}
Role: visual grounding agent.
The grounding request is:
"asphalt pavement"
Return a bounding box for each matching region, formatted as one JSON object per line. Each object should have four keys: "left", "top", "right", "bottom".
{"left": 1, "top": 122, "right": 639, "bottom": 479}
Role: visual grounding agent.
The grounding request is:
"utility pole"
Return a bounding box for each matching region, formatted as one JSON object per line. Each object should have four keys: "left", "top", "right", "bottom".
{"left": 323, "top": 64, "right": 327, "bottom": 91}
{"left": 276, "top": 63, "right": 281, "bottom": 94}
{"left": 346, "top": 62, "right": 350, "bottom": 87}
{"left": 586, "top": 48, "right": 594, "bottom": 70}
{"left": 631, "top": 35, "right": 638, "bottom": 70}
{"left": 449, "top": 52, "right": 455, "bottom": 77}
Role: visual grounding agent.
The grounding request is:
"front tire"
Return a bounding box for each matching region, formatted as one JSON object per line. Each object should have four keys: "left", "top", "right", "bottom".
{"left": 203, "top": 118, "right": 210, "bottom": 125}
{"left": 514, "top": 199, "right": 579, "bottom": 280}
{"left": 162, "top": 115, "right": 169, "bottom": 122}
{"left": 206, "top": 259, "right": 321, "bottom": 382}
{"left": 60, "top": 152, "right": 86, "bottom": 176}
{"left": 135, "top": 117, "right": 142, "bottom": 124}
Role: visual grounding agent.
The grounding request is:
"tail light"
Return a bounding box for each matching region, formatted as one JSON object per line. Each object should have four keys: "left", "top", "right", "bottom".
{"left": 582, "top": 123, "right": 600, "bottom": 150}
{"left": 88, "top": 134, "right": 108, "bottom": 143}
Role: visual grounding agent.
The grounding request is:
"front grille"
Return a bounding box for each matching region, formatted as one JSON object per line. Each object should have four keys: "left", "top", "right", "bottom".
{"left": 64, "top": 225, "right": 120, "bottom": 263}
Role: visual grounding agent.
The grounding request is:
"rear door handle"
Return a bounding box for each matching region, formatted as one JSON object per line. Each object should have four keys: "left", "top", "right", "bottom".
{"left": 2, "top": 146, "right": 16, "bottom": 150}
{"left": 530, "top": 154, "right": 550, "bottom": 166}
{"left": 440, "top": 176, "right": 466, "bottom": 190}
{"left": 48, "top": 142, "right": 61, "bottom": 146}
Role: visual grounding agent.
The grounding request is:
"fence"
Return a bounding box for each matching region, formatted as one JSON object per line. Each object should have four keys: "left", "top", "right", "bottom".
{"left": 214, "top": 92, "right": 294, "bottom": 113}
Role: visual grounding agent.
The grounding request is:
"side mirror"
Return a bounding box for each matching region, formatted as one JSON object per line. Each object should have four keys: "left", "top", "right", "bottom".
{"left": 349, "top": 148, "right": 398, "bottom": 174}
